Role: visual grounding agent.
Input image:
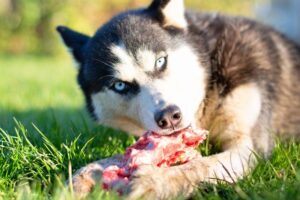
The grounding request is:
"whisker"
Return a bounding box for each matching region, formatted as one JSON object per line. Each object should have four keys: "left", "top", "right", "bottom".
{"left": 97, "top": 76, "right": 116, "bottom": 88}
{"left": 96, "top": 75, "right": 116, "bottom": 82}
{"left": 92, "top": 58, "right": 113, "bottom": 67}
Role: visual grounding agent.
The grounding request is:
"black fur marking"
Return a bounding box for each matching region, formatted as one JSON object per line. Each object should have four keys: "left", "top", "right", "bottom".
{"left": 56, "top": 26, "right": 90, "bottom": 63}
{"left": 77, "top": 67, "right": 97, "bottom": 120}
{"left": 149, "top": 0, "right": 171, "bottom": 10}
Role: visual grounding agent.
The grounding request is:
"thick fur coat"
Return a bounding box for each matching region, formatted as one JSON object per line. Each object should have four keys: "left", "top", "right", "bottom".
{"left": 57, "top": 0, "right": 300, "bottom": 199}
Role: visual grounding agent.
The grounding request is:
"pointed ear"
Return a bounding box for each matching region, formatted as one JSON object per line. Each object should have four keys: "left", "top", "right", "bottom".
{"left": 149, "top": 0, "right": 187, "bottom": 29}
{"left": 56, "top": 26, "right": 90, "bottom": 64}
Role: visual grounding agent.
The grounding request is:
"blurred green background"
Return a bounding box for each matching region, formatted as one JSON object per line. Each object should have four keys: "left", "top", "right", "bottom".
{"left": 2, "top": 2, "right": 300, "bottom": 199}
{"left": 0, "top": 0, "right": 261, "bottom": 57}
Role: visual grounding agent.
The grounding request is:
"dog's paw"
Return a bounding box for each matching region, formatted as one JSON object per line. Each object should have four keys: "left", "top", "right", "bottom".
{"left": 125, "top": 163, "right": 199, "bottom": 200}
{"left": 124, "top": 165, "right": 164, "bottom": 200}
{"left": 69, "top": 155, "right": 123, "bottom": 198}
{"left": 125, "top": 165, "right": 189, "bottom": 200}
{"left": 71, "top": 172, "right": 97, "bottom": 198}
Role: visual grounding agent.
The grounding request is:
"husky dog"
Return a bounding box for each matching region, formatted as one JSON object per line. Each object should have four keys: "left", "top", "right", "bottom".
{"left": 57, "top": 0, "right": 300, "bottom": 199}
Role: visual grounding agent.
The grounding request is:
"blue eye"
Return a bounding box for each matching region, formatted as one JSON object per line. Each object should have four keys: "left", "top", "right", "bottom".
{"left": 113, "top": 81, "right": 126, "bottom": 92}
{"left": 110, "top": 80, "right": 140, "bottom": 95}
{"left": 155, "top": 56, "right": 167, "bottom": 71}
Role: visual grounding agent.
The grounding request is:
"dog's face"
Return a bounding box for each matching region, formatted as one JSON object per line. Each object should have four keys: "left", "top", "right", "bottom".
{"left": 57, "top": 0, "right": 210, "bottom": 135}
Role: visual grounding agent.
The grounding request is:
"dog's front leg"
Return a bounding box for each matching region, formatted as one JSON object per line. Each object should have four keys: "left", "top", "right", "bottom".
{"left": 126, "top": 83, "right": 264, "bottom": 199}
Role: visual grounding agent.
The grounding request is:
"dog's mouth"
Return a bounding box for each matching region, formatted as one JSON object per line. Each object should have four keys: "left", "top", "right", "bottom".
{"left": 155, "top": 124, "right": 192, "bottom": 136}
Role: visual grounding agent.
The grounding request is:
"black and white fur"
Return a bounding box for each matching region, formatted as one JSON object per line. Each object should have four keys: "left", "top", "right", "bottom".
{"left": 57, "top": 0, "right": 300, "bottom": 199}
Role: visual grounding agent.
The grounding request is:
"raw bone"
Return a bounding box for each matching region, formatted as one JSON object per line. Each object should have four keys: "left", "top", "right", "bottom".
{"left": 101, "top": 128, "right": 208, "bottom": 194}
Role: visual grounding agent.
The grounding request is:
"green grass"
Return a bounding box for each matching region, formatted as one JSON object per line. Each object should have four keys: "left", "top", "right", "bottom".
{"left": 0, "top": 55, "right": 300, "bottom": 200}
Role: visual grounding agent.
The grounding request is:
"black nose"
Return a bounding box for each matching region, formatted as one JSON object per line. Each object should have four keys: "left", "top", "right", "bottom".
{"left": 154, "top": 105, "right": 182, "bottom": 129}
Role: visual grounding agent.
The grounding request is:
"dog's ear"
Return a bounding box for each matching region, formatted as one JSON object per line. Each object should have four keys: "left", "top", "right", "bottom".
{"left": 148, "top": 0, "right": 187, "bottom": 29}
{"left": 56, "top": 26, "right": 90, "bottom": 65}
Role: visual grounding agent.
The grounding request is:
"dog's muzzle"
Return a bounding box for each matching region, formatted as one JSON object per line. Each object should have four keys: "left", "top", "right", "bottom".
{"left": 154, "top": 105, "right": 182, "bottom": 130}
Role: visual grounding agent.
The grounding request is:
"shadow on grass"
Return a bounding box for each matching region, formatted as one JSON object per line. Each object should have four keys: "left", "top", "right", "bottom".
{"left": 0, "top": 107, "right": 135, "bottom": 166}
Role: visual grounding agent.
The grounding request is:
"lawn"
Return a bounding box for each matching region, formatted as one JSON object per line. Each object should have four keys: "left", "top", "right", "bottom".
{"left": 0, "top": 55, "right": 300, "bottom": 200}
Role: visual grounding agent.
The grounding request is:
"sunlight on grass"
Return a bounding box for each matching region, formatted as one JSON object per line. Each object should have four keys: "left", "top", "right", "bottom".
{"left": 0, "top": 56, "right": 300, "bottom": 199}
{"left": 0, "top": 55, "right": 82, "bottom": 110}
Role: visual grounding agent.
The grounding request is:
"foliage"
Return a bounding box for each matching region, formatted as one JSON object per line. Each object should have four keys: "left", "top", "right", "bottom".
{"left": 0, "top": 0, "right": 261, "bottom": 56}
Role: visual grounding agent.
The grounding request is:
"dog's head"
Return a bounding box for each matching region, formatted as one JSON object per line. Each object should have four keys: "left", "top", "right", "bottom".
{"left": 57, "top": 0, "right": 210, "bottom": 136}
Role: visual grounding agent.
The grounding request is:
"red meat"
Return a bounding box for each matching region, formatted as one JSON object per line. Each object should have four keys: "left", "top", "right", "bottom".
{"left": 101, "top": 127, "right": 208, "bottom": 193}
